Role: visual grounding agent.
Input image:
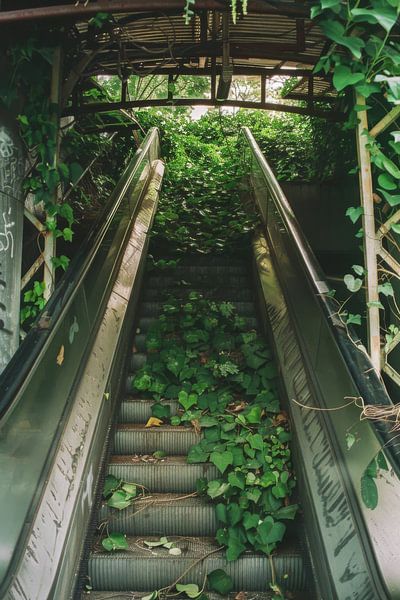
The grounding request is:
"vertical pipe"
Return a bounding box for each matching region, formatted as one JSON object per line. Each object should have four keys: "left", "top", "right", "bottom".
{"left": 356, "top": 94, "right": 381, "bottom": 373}
{"left": 44, "top": 46, "right": 62, "bottom": 301}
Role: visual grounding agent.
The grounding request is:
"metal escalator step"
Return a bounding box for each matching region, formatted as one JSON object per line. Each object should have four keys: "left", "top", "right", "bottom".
{"left": 130, "top": 353, "right": 147, "bottom": 371}
{"left": 108, "top": 455, "right": 217, "bottom": 492}
{"left": 88, "top": 536, "right": 307, "bottom": 591}
{"left": 171, "top": 265, "right": 249, "bottom": 277}
{"left": 143, "top": 287, "right": 253, "bottom": 302}
{"left": 145, "top": 275, "right": 250, "bottom": 289}
{"left": 118, "top": 398, "right": 179, "bottom": 423}
{"left": 98, "top": 493, "right": 217, "bottom": 536}
{"left": 81, "top": 593, "right": 307, "bottom": 600}
{"left": 139, "top": 301, "right": 256, "bottom": 318}
{"left": 135, "top": 316, "right": 259, "bottom": 334}
{"left": 136, "top": 317, "right": 157, "bottom": 332}
{"left": 82, "top": 593, "right": 312, "bottom": 600}
{"left": 113, "top": 424, "right": 199, "bottom": 455}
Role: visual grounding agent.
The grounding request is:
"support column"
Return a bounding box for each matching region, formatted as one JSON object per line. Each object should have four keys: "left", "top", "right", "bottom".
{"left": 0, "top": 109, "right": 25, "bottom": 372}
{"left": 44, "top": 46, "right": 63, "bottom": 301}
{"left": 356, "top": 94, "right": 381, "bottom": 373}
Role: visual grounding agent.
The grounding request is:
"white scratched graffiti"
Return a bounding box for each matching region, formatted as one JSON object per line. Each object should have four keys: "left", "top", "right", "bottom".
{"left": 0, "top": 207, "right": 15, "bottom": 258}
{"left": 0, "top": 127, "right": 14, "bottom": 159}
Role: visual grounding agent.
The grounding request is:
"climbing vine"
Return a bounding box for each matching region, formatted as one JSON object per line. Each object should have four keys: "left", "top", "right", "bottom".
{"left": 311, "top": 2, "right": 400, "bottom": 342}
{"left": 311, "top": 1, "right": 400, "bottom": 507}
{"left": 131, "top": 291, "right": 297, "bottom": 560}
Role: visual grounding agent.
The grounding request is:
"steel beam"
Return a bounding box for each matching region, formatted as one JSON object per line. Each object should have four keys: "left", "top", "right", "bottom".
{"left": 65, "top": 97, "right": 343, "bottom": 120}
{"left": 0, "top": 1, "right": 310, "bottom": 24}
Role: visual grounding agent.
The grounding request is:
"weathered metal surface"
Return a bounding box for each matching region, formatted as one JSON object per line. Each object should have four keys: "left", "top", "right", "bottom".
{"left": 5, "top": 159, "right": 164, "bottom": 600}
{"left": 0, "top": 130, "right": 161, "bottom": 598}
{"left": 245, "top": 126, "right": 400, "bottom": 599}
{"left": 0, "top": 109, "right": 25, "bottom": 372}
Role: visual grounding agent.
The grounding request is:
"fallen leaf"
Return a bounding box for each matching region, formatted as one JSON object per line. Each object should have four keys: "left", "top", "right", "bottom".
{"left": 145, "top": 417, "right": 163, "bottom": 428}
{"left": 191, "top": 419, "right": 201, "bottom": 435}
{"left": 272, "top": 411, "right": 289, "bottom": 426}
{"left": 235, "top": 592, "right": 246, "bottom": 600}
{"left": 56, "top": 345, "right": 64, "bottom": 366}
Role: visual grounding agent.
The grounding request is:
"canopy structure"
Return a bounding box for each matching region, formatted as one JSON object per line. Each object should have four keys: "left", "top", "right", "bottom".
{"left": 0, "top": 0, "right": 339, "bottom": 119}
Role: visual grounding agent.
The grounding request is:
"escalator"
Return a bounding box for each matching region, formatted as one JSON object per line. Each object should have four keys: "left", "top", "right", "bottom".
{"left": 1, "top": 127, "right": 400, "bottom": 600}
{"left": 81, "top": 255, "right": 315, "bottom": 599}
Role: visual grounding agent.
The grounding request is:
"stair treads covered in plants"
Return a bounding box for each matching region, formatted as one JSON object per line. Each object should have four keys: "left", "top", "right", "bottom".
{"left": 131, "top": 284, "right": 297, "bottom": 561}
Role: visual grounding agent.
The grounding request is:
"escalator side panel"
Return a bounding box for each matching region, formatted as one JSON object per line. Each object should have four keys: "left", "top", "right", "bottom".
{"left": 253, "top": 231, "right": 381, "bottom": 600}
{"left": 5, "top": 161, "right": 164, "bottom": 600}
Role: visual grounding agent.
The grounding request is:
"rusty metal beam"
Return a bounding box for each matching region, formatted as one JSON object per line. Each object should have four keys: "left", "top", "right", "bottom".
{"left": 0, "top": 1, "right": 310, "bottom": 24}
{"left": 64, "top": 96, "right": 343, "bottom": 120}
{"left": 87, "top": 66, "right": 324, "bottom": 79}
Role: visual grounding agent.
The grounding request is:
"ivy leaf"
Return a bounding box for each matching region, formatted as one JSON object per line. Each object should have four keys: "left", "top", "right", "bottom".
{"left": 107, "top": 490, "right": 133, "bottom": 510}
{"left": 378, "top": 188, "right": 400, "bottom": 207}
{"left": 377, "top": 450, "right": 389, "bottom": 471}
{"left": 351, "top": 6, "right": 398, "bottom": 33}
{"left": 228, "top": 471, "right": 245, "bottom": 490}
{"left": 226, "top": 503, "right": 242, "bottom": 526}
{"left": 207, "top": 480, "right": 230, "bottom": 499}
{"left": 378, "top": 282, "right": 394, "bottom": 297}
{"left": 151, "top": 403, "right": 171, "bottom": 420}
{"left": 345, "top": 432, "right": 356, "bottom": 450}
{"left": 378, "top": 173, "right": 397, "bottom": 190}
{"left": 344, "top": 274, "right": 362, "bottom": 293}
{"left": 333, "top": 65, "right": 365, "bottom": 91}
{"left": 361, "top": 474, "right": 378, "bottom": 509}
{"left": 103, "top": 474, "right": 121, "bottom": 498}
{"left": 346, "top": 206, "right": 363, "bottom": 224}
{"left": 210, "top": 450, "right": 234, "bottom": 474}
{"left": 321, "top": 20, "right": 365, "bottom": 58}
{"left": 256, "top": 516, "right": 286, "bottom": 545}
{"left": 207, "top": 570, "right": 234, "bottom": 595}
{"left": 391, "top": 223, "right": 400, "bottom": 234}
{"left": 102, "top": 532, "right": 129, "bottom": 551}
{"left": 272, "top": 504, "right": 298, "bottom": 520}
{"left": 245, "top": 405, "right": 262, "bottom": 424}
{"left": 187, "top": 444, "right": 209, "bottom": 463}
{"left": 346, "top": 313, "right": 361, "bottom": 326}
{"left": 179, "top": 390, "right": 198, "bottom": 411}
{"left": 226, "top": 536, "right": 246, "bottom": 561}
{"left": 243, "top": 511, "right": 260, "bottom": 529}
{"left": 176, "top": 584, "right": 201, "bottom": 598}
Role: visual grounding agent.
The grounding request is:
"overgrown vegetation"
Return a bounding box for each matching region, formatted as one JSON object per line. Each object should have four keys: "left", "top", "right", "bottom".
{"left": 132, "top": 292, "right": 297, "bottom": 559}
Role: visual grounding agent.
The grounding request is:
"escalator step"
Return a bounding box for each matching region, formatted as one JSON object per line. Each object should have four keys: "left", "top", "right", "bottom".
{"left": 118, "top": 398, "right": 179, "bottom": 422}
{"left": 113, "top": 424, "right": 199, "bottom": 455}
{"left": 139, "top": 301, "right": 256, "bottom": 318}
{"left": 143, "top": 287, "right": 253, "bottom": 302}
{"left": 98, "top": 494, "right": 217, "bottom": 536}
{"left": 81, "top": 592, "right": 308, "bottom": 600}
{"left": 108, "top": 455, "right": 218, "bottom": 493}
{"left": 130, "top": 353, "right": 147, "bottom": 371}
{"left": 135, "top": 316, "right": 259, "bottom": 333}
{"left": 88, "top": 536, "right": 307, "bottom": 591}
{"left": 145, "top": 275, "right": 250, "bottom": 289}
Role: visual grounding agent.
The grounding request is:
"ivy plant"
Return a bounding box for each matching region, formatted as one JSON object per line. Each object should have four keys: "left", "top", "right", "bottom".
{"left": 132, "top": 291, "right": 297, "bottom": 560}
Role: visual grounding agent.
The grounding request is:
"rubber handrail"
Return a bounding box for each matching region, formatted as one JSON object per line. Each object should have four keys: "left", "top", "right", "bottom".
{"left": 0, "top": 127, "right": 159, "bottom": 418}
{"left": 241, "top": 126, "right": 400, "bottom": 479}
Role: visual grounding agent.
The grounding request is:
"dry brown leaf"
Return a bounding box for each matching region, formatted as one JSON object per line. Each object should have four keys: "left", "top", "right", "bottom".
{"left": 191, "top": 419, "right": 201, "bottom": 435}
{"left": 145, "top": 417, "right": 163, "bottom": 428}
{"left": 56, "top": 345, "right": 65, "bottom": 366}
{"left": 234, "top": 592, "right": 246, "bottom": 600}
{"left": 272, "top": 411, "right": 289, "bottom": 426}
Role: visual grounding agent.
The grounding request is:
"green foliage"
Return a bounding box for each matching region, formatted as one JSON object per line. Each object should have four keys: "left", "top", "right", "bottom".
{"left": 131, "top": 291, "right": 296, "bottom": 559}
{"left": 21, "top": 280, "right": 46, "bottom": 324}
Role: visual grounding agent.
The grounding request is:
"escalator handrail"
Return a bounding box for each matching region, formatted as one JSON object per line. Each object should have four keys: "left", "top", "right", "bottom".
{"left": 241, "top": 125, "right": 400, "bottom": 478}
{"left": 0, "top": 127, "right": 159, "bottom": 419}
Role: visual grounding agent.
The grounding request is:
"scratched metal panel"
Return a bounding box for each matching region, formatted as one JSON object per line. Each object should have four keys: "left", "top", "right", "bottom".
{"left": 5, "top": 160, "right": 164, "bottom": 600}
{"left": 0, "top": 110, "right": 25, "bottom": 372}
{"left": 252, "top": 232, "right": 380, "bottom": 600}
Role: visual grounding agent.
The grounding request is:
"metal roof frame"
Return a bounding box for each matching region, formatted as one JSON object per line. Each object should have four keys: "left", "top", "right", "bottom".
{"left": 1, "top": 1, "right": 340, "bottom": 118}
